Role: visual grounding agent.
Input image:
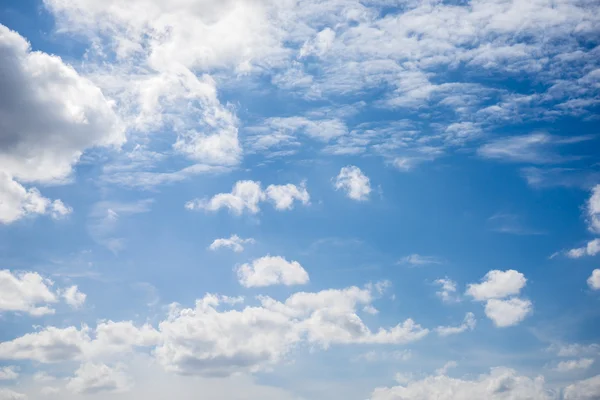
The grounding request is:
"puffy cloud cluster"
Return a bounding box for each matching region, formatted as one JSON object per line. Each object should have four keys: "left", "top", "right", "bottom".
{"left": 0, "top": 270, "right": 86, "bottom": 316}
{"left": 236, "top": 255, "right": 309, "bottom": 287}
{"left": 185, "top": 180, "right": 310, "bottom": 215}
{"left": 588, "top": 269, "right": 600, "bottom": 290}
{"left": 0, "top": 284, "right": 427, "bottom": 381}
{"left": 466, "top": 270, "right": 532, "bottom": 327}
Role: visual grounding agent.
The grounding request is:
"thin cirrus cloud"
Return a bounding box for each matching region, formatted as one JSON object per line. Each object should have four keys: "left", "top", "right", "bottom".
{"left": 399, "top": 254, "right": 443, "bottom": 267}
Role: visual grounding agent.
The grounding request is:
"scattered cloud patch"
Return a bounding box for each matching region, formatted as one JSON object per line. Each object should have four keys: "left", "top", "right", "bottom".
{"left": 399, "top": 254, "right": 442, "bottom": 267}
{"left": 66, "top": 362, "right": 132, "bottom": 394}
{"left": 555, "top": 358, "right": 594, "bottom": 372}
{"left": 567, "top": 239, "right": 600, "bottom": 258}
{"left": 61, "top": 286, "right": 87, "bottom": 309}
{"left": 588, "top": 269, "right": 600, "bottom": 290}
{"left": 209, "top": 235, "right": 255, "bottom": 253}
{"left": 334, "top": 166, "right": 372, "bottom": 201}
{"left": 186, "top": 180, "right": 309, "bottom": 215}
{"left": 0, "top": 366, "right": 18, "bottom": 381}
{"left": 434, "top": 278, "right": 460, "bottom": 303}
{"left": 436, "top": 313, "right": 476, "bottom": 337}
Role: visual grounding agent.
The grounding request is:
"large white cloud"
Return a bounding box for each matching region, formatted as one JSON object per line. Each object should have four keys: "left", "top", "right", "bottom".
{"left": 564, "top": 374, "right": 600, "bottom": 400}
{"left": 236, "top": 255, "right": 309, "bottom": 287}
{"left": 588, "top": 269, "right": 600, "bottom": 290}
{"left": 0, "top": 24, "right": 123, "bottom": 184}
{"left": 484, "top": 298, "right": 533, "bottom": 328}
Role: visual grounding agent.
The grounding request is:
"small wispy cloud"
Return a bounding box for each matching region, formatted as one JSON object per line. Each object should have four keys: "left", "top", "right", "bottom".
{"left": 399, "top": 254, "right": 443, "bottom": 267}
{"left": 487, "top": 213, "right": 545, "bottom": 235}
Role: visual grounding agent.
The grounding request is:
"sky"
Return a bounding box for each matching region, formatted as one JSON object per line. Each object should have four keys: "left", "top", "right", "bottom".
{"left": 0, "top": 0, "right": 600, "bottom": 399}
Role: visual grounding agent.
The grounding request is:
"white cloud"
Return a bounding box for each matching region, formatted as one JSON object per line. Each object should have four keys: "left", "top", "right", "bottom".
{"left": 209, "top": 235, "right": 255, "bottom": 253}
{"left": 39, "top": 387, "right": 59, "bottom": 396}
{"left": 567, "top": 239, "right": 600, "bottom": 258}
{"left": 66, "top": 363, "right": 132, "bottom": 394}
{"left": 0, "top": 366, "right": 18, "bottom": 381}
{"left": 334, "top": 166, "right": 372, "bottom": 201}
{"left": 186, "top": 180, "right": 309, "bottom": 215}
{"left": 587, "top": 269, "right": 600, "bottom": 290}
{"left": 484, "top": 298, "right": 533, "bottom": 327}
{"left": 435, "top": 361, "right": 457, "bottom": 376}
{"left": 261, "top": 117, "right": 348, "bottom": 142}
{"left": 465, "top": 270, "right": 526, "bottom": 301}
{"left": 399, "top": 254, "right": 442, "bottom": 267}
{"left": 157, "top": 286, "right": 427, "bottom": 377}
{"left": 0, "top": 270, "right": 57, "bottom": 316}
{"left": 434, "top": 278, "right": 459, "bottom": 303}
{"left": 564, "top": 375, "right": 600, "bottom": 400}
{"left": 354, "top": 350, "right": 412, "bottom": 363}
{"left": 0, "top": 389, "right": 26, "bottom": 400}
{"left": 62, "top": 286, "right": 87, "bottom": 309}
{"left": 555, "top": 358, "right": 594, "bottom": 372}
{"left": 370, "top": 367, "right": 554, "bottom": 400}
{"left": 0, "top": 24, "right": 124, "bottom": 184}
{"left": 236, "top": 255, "right": 309, "bottom": 287}
{"left": 587, "top": 185, "right": 600, "bottom": 234}
{"left": 477, "top": 133, "right": 590, "bottom": 164}
{"left": 436, "top": 312, "right": 476, "bottom": 337}
{"left": 0, "top": 172, "right": 72, "bottom": 225}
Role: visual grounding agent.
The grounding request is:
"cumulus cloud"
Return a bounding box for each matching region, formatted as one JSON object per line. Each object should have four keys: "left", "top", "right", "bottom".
{"left": 209, "top": 235, "right": 255, "bottom": 253}
{"left": 436, "top": 313, "right": 476, "bottom": 337}
{"left": 484, "top": 298, "right": 533, "bottom": 328}
{"left": 564, "top": 375, "right": 600, "bottom": 400}
{"left": 555, "top": 358, "right": 594, "bottom": 372}
{"left": 0, "top": 388, "right": 26, "bottom": 400}
{"left": 61, "top": 286, "right": 87, "bottom": 309}
{"left": 66, "top": 362, "right": 132, "bottom": 394}
{"left": 466, "top": 270, "right": 531, "bottom": 327}
{"left": 186, "top": 180, "right": 309, "bottom": 215}
{"left": 465, "top": 270, "right": 526, "bottom": 301}
{"left": 334, "top": 166, "right": 372, "bottom": 201}
{"left": 434, "top": 278, "right": 460, "bottom": 303}
{"left": 0, "top": 270, "right": 57, "bottom": 316}
{"left": 567, "top": 239, "right": 600, "bottom": 258}
{"left": 236, "top": 255, "right": 309, "bottom": 287}
{"left": 0, "top": 366, "right": 18, "bottom": 381}
{"left": 588, "top": 269, "right": 600, "bottom": 290}
{"left": 0, "top": 172, "right": 72, "bottom": 224}
{"left": 587, "top": 185, "right": 600, "bottom": 234}
{"left": 370, "top": 367, "right": 555, "bottom": 400}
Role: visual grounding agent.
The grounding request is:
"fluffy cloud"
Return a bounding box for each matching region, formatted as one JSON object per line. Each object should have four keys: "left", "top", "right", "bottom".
{"left": 334, "top": 166, "right": 372, "bottom": 201}
{"left": 0, "top": 24, "right": 124, "bottom": 184}
{"left": 0, "top": 367, "right": 18, "bottom": 381}
{"left": 555, "top": 358, "right": 594, "bottom": 372}
{"left": 155, "top": 286, "right": 427, "bottom": 377}
{"left": 370, "top": 367, "right": 554, "bottom": 400}
{"left": 484, "top": 298, "right": 533, "bottom": 328}
{"left": 185, "top": 180, "right": 309, "bottom": 214}
{"left": 0, "top": 172, "right": 72, "bottom": 224}
{"left": 465, "top": 270, "right": 526, "bottom": 301}
{"left": 564, "top": 375, "right": 600, "bottom": 400}
{"left": 466, "top": 270, "right": 531, "bottom": 327}
{"left": 0, "top": 321, "right": 160, "bottom": 364}
{"left": 587, "top": 185, "right": 600, "bottom": 234}
{"left": 0, "top": 389, "right": 26, "bottom": 400}
{"left": 0, "top": 270, "right": 57, "bottom": 316}
{"left": 587, "top": 269, "right": 600, "bottom": 290}
{"left": 434, "top": 278, "right": 459, "bottom": 303}
{"left": 62, "top": 286, "right": 86, "bottom": 309}
{"left": 66, "top": 363, "right": 132, "bottom": 394}
{"left": 236, "top": 256, "right": 309, "bottom": 287}
{"left": 435, "top": 312, "right": 476, "bottom": 337}
{"left": 209, "top": 235, "right": 255, "bottom": 253}
{"left": 567, "top": 239, "right": 600, "bottom": 258}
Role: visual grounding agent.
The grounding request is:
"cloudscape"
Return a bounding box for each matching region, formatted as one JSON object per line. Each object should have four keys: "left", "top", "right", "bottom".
{"left": 0, "top": 0, "right": 600, "bottom": 398}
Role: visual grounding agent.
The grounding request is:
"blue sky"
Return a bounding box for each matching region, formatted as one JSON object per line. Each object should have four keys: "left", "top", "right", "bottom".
{"left": 1, "top": 0, "right": 600, "bottom": 399}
